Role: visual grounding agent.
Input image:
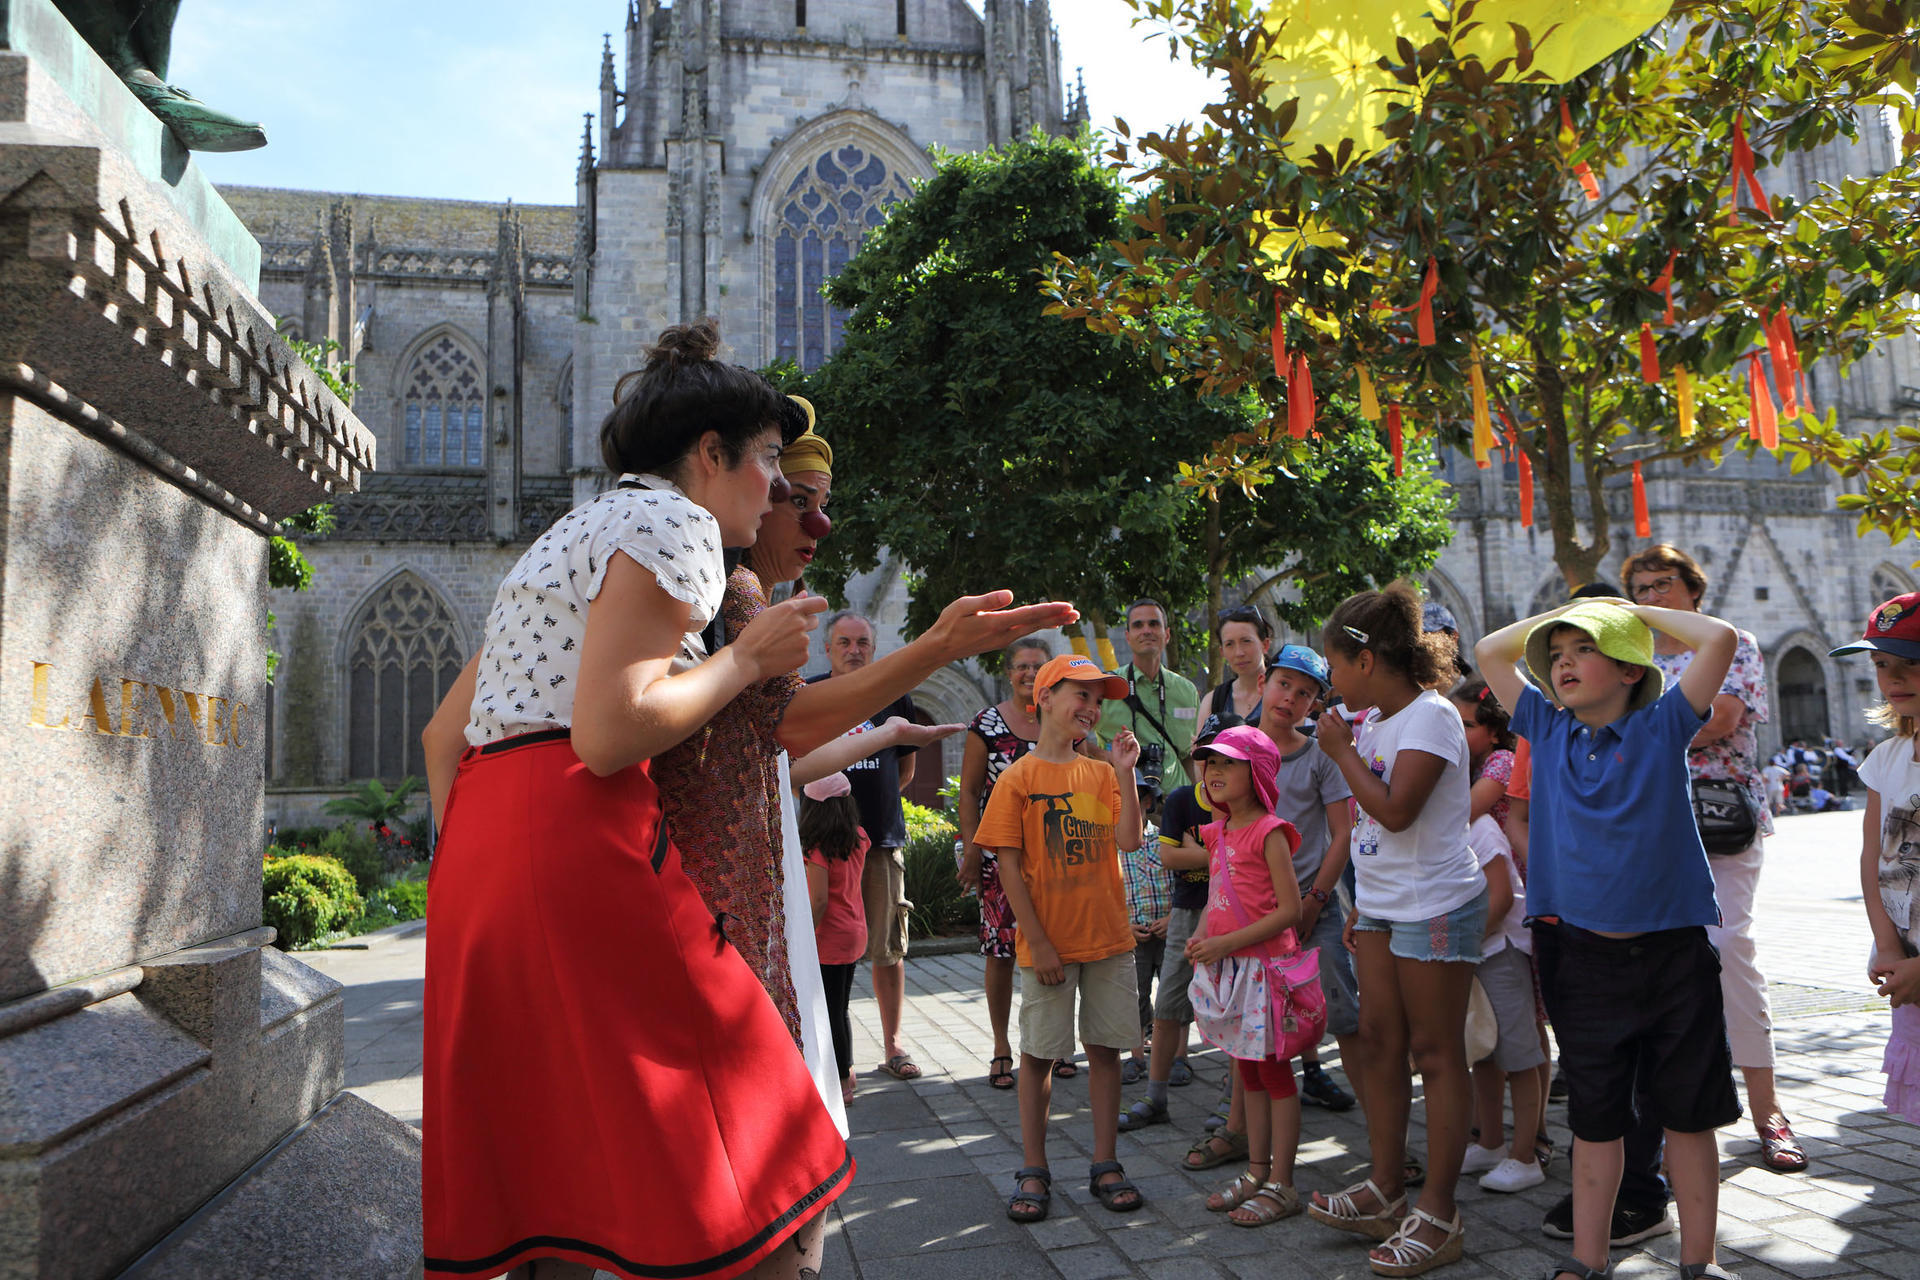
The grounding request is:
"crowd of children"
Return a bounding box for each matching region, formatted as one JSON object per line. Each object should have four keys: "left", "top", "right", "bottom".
{"left": 794, "top": 581, "right": 1920, "bottom": 1280}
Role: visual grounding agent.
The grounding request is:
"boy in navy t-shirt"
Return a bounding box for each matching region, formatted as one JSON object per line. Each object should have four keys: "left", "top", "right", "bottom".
{"left": 1476, "top": 598, "right": 1741, "bottom": 1280}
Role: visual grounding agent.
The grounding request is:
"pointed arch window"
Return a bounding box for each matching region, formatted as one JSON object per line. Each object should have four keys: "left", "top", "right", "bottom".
{"left": 401, "top": 334, "right": 485, "bottom": 468}
{"left": 346, "top": 573, "right": 465, "bottom": 781}
{"left": 772, "top": 143, "right": 913, "bottom": 370}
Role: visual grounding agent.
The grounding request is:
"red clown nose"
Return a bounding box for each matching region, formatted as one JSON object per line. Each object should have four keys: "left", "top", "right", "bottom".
{"left": 768, "top": 474, "right": 792, "bottom": 503}
{"left": 799, "top": 510, "right": 831, "bottom": 539}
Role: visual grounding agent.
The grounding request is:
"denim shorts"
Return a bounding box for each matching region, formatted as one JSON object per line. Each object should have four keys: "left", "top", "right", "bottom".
{"left": 1353, "top": 886, "right": 1489, "bottom": 963}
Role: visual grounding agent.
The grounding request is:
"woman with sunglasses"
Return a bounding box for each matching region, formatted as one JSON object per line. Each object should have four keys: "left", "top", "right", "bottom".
{"left": 1195, "top": 605, "right": 1277, "bottom": 745}
{"left": 1621, "top": 543, "right": 1805, "bottom": 1174}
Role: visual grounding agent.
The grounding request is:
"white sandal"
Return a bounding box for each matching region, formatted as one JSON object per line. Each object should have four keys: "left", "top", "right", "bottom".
{"left": 1229, "top": 1181, "right": 1301, "bottom": 1227}
{"left": 1206, "top": 1162, "right": 1271, "bottom": 1213}
{"left": 1369, "top": 1206, "right": 1466, "bottom": 1277}
{"left": 1307, "top": 1178, "right": 1408, "bottom": 1241}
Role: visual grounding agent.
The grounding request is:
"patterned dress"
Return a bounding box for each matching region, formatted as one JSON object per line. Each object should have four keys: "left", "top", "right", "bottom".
{"left": 968, "top": 703, "right": 1033, "bottom": 960}
{"left": 1651, "top": 629, "right": 1774, "bottom": 839}
{"left": 1474, "top": 747, "right": 1516, "bottom": 832}
{"left": 655, "top": 563, "right": 806, "bottom": 1041}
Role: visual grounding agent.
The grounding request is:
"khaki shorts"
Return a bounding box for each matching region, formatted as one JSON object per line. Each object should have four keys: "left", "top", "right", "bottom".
{"left": 1018, "top": 950, "right": 1139, "bottom": 1060}
{"left": 861, "top": 845, "right": 910, "bottom": 966}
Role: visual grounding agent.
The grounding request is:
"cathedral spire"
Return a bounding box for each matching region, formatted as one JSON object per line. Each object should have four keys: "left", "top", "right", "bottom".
{"left": 599, "top": 34, "right": 618, "bottom": 158}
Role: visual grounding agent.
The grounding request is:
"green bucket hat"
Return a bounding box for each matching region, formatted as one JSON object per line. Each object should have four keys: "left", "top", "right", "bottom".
{"left": 1524, "top": 601, "right": 1664, "bottom": 714}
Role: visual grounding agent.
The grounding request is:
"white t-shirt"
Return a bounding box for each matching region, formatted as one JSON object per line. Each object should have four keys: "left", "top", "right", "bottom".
{"left": 1468, "top": 814, "right": 1529, "bottom": 956}
{"left": 1858, "top": 734, "right": 1920, "bottom": 958}
{"left": 466, "top": 474, "right": 725, "bottom": 744}
{"left": 1351, "top": 689, "right": 1482, "bottom": 921}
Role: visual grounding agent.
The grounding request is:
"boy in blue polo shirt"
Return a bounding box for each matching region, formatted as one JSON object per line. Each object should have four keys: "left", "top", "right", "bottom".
{"left": 1476, "top": 598, "right": 1740, "bottom": 1280}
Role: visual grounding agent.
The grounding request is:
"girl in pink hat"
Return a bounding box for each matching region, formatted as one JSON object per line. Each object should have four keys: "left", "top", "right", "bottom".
{"left": 1186, "top": 725, "right": 1311, "bottom": 1227}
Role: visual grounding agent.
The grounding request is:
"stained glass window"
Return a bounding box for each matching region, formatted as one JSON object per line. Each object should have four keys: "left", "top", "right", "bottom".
{"left": 346, "top": 573, "right": 465, "bottom": 781}
{"left": 401, "top": 335, "right": 486, "bottom": 468}
{"left": 772, "top": 142, "right": 913, "bottom": 370}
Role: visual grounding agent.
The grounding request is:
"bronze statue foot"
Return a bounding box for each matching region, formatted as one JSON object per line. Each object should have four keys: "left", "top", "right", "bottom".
{"left": 124, "top": 70, "right": 266, "bottom": 152}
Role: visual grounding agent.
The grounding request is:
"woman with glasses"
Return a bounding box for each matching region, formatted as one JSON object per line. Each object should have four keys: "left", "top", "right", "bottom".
{"left": 1620, "top": 543, "right": 1806, "bottom": 1174}
{"left": 1195, "top": 605, "right": 1277, "bottom": 742}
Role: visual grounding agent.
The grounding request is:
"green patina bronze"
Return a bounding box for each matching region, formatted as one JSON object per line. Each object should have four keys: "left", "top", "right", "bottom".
{"left": 52, "top": 0, "right": 265, "bottom": 151}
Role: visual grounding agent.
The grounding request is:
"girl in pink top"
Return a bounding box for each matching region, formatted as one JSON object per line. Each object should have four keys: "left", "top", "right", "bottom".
{"left": 1185, "top": 726, "right": 1303, "bottom": 1228}
{"left": 801, "top": 774, "right": 870, "bottom": 1107}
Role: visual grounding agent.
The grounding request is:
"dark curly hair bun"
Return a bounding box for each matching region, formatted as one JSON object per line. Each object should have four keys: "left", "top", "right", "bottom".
{"left": 600, "top": 318, "right": 785, "bottom": 476}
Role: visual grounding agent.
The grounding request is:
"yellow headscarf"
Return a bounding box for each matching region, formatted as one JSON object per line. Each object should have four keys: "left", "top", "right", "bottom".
{"left": 780, "top": 395, "right": 832, "bottom": 477}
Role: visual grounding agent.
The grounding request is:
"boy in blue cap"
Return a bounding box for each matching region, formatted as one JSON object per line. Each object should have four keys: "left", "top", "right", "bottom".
{"left": 1476, "top": 598, "right": 1741, "bottom": 1280}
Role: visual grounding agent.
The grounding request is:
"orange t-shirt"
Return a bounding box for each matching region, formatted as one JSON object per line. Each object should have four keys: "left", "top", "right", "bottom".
{"left": 1508, "top": 737, "right": 1532, "bottom": 802}
{"left": 974, "top": 752, "right": 1134, "bottom": 969}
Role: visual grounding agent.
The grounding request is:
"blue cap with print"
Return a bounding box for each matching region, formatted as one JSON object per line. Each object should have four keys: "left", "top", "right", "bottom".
{"left": 1266, "top": 643, "right": 1330, "bottom": 692}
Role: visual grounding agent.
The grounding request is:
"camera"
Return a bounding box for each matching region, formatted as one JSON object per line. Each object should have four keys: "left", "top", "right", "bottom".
{"left": 1138, "top": 741, "right": 1165, "bottom": 793}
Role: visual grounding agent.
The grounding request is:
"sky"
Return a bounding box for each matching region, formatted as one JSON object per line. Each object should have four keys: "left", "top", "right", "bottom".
{"left": 171, "top": 1, "right": 1217, "bottom": 205}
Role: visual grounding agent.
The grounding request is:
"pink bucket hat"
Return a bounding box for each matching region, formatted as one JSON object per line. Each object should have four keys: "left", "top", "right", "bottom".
{"left": 802, "top": 772, "right": 852, "bottom": 802}
{"left": 1192, "top": 725, "right": 1280, "bottom": 815}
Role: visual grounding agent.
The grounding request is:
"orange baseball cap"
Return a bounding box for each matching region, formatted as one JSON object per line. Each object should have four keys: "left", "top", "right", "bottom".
{"left": 1032, "top": 653, "right": 1131, "bottom": 702}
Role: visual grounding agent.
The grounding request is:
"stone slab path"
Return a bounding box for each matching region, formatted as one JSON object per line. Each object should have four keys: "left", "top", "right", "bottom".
{"left": 302, "top": 808, "right": 1918, "bottom": 1278}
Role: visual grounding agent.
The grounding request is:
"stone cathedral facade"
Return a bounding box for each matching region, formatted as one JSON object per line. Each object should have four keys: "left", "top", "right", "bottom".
{"left": 234, "top": 2, "right": 1914, "bottom": 826}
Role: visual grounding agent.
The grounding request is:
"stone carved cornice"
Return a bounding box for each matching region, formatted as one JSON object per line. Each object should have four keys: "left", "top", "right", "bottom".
{"left": 0, "top": 135, "right": 374, "bottom": 518}
{"left": 257, "top": 241, "right": 574, "bottom": 288}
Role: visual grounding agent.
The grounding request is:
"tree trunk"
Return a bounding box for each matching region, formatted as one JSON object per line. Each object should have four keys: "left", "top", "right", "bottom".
{"left": 1205, "top": 492, "right": 1226, "bottom": 686}
{"left": 1530, "top": 339, "right": 1605, "bottom": 591}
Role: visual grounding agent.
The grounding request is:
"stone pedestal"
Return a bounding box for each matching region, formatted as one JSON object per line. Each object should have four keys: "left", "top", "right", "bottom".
{"left": 0, "top": 3, "right": 417, "bottom": 1276}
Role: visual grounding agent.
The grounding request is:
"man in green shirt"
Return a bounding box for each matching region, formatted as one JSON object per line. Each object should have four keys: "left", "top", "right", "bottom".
{"left": 1096, "top": 598, "right": 1201, "bottom": 792}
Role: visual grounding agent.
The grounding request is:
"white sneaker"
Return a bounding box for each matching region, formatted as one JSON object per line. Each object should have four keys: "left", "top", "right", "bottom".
{"left": 1460, "top": 1143, "right": 1508, "bottom": 1175}
{"left": 1480, "top": 1156, "right": 1546, "bottom": 1193}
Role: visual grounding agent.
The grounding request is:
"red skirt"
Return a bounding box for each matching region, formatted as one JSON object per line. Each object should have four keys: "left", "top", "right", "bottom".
{"left": 424, "top": 730, "right": 852, "bottom": 1278}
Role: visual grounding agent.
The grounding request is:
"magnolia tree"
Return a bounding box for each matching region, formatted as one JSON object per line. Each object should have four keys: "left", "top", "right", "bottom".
{"left": 1046, "top": 0, "right": 1920, "bottom": 587}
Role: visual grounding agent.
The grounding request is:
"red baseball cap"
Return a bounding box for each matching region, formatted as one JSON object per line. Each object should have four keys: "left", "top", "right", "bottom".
{"left": 1032, "top": 653, "right": 1131, "bottom": 702}
{"left": 1831, "top": 592, "right": 1920, "bottom": 662}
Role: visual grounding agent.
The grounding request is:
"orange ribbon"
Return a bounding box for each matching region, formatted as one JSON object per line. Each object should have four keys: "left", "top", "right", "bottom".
{"left": 1766, "top": 310, "right": 1802, "bottom": 418}
{"left": 1386, "top": 403, "right": 1405, "bottom": 476}
{"left": 1639, "top": 323, "right": 1661, "bottom": 385}
{"left": 1559, "top": 99, "right": 1601, "bottom": 202}
{"left": 1748, "top": 353, "right": 1778, "bottom": 449}
{"left": 1729, "top": 113, "right": 1773, "bottom": 223}
{"left": 1415, "top": 258, "right": 1439, "bottom": 347}
{"left": 1652, "top": 251, "right": 1678, "bottom": 326}
{"left": 1676, "top": 366, "right": 1695, "bottom": 437}
{"left": 1288, "top": 352, "right": 1316, "bottom": 439}
{"left": 1499, "top": 413, "right": 1535, "bottom": 529}
{"left": 1631, "top": 462, "right": 1651, "bottom": 537}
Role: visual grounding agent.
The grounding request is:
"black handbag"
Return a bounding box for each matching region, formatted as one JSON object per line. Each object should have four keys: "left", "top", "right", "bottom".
{"left": 1690, "top": 777, "right": 1758, "bottom": 856}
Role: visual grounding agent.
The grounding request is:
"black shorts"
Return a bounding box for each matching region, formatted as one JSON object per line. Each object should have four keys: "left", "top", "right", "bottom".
{"left": 1533, "top": 922, "right": 1742, "bottom": 1142}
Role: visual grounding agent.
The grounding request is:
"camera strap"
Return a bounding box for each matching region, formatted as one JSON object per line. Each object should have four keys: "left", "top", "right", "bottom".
{"left": 1124, "top": 665, "right": 1178, "bottom": 752}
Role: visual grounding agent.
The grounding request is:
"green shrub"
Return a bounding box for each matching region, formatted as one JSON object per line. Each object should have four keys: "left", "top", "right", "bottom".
{"left": 900, "top": 806, "right": 978, "bottom": 940}
{"left": 271, "top": 824, "right": 332, "bottom": 852}
{"left": 319, "top": 824, "right": 383, "bottom": 893}
{"left": 384, "top": 878, "right": 428, "bottom": 921}
{"left": 262, "top": 855, "right": 363, "bottom": 950}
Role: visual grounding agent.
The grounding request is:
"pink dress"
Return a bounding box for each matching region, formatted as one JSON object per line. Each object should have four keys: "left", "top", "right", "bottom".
{"left": 1201, "top": 814, "right": 1302, "bottom": 963}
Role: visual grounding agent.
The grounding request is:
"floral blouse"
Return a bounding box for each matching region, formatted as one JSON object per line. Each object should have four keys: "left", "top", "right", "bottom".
{"left": 1475, "top": 747, "right": 1515, "bottom": 833}
{"left": 1651, "top": 628, "right": 1773, "bottom": 839}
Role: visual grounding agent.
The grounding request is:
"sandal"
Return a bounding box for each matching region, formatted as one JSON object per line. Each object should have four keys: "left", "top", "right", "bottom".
{"left": 1088, "top": 1159, "right": 1144, "bottom": 1213}
{"left": 1757, "top": 1117, "right": 1808, "bottom": 1173}
{"left": 1678, "top": 1265, "right": 1737, "bottom": 1280}
{"left": 1006, "top": 1166, "right": 1051, "bottom": 1223}
{"left": 1169, "top": 1058, "right": 1195, "bottom": 1086}
{"left": 878, "top": 1053, "right": 922, "bottom": 1081}
{"left": 1121, "top": 1057, "right": 1148, "bottom": 1085}
{"left": 1307, "top": 1178, "right": 1408, "bottom": 1242}
{"left": 986, "top": 1055, "right": 1015, "bottom": 1090}
{"left": 1118, "top": 1098, "right": 1170, "bottom": 1132}
{"left": 1369, "top": 1206, "right": 1465, "bottom": 1277}
{"left": 1052, "top": 1057, "right": 1078, "bottom": 1079}
{"left": 1186, "top": 1127, "right": 1250, "bottom": 1171}
{"left": 1207, "top": 1161, "right": 1271, "bottom": 1212}
{"left": 1230, "top": 1181, "right": 1301, "bottom": 1227}
{"left": 1545, "top": 1256, "right": 1608, "bottom": 1280}
{"left": 1404, "top": 1156, "right": 1427, "bottom": 1188}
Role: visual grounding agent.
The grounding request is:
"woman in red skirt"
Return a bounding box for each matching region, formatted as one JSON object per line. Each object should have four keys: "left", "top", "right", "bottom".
{"left": 420, "top": 321, "right": 846, "bottom": 1280}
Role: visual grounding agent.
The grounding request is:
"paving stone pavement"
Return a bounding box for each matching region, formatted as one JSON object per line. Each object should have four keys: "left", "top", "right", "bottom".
{"left": 303, "top": 808, "right": 1916, "bottom": 1278}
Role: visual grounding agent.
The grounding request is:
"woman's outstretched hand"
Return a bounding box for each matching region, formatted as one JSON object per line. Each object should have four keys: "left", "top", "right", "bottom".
{"left": 924, "top": 591, "right": 1080, "bottom": 661}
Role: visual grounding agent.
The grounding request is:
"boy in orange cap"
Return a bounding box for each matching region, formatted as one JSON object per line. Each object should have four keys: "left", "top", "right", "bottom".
{"left": 977, "top": 653, "right": 1145, "bottom": 1223}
